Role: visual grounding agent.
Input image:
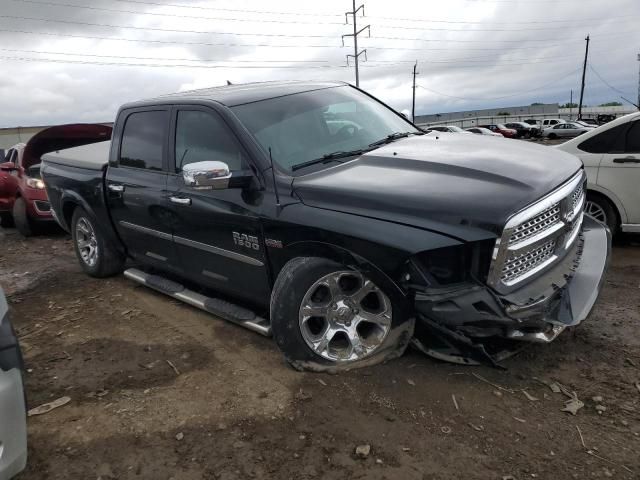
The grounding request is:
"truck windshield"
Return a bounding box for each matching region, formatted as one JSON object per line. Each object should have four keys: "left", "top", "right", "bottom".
{"left": 231, "top": 86, "right": 419, "bottom": 172}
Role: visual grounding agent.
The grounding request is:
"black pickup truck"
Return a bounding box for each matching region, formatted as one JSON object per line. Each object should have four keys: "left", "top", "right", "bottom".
{"left": 37, "top": 81, "right": 611, "bottom": 369}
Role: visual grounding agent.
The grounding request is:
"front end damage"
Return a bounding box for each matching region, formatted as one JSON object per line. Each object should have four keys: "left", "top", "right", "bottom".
{"left": 408, "top": 172, "right": 611, "bottom": 366}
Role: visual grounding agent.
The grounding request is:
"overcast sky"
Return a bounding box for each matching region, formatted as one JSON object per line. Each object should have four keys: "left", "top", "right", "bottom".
{"left": 0, "top": 0, "right": 638, "bottom": 127}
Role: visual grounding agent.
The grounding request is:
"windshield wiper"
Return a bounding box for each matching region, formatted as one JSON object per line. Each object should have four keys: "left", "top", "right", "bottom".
{"left": 368, "top": 131, "right": 423, "bottom": 148}
{"left": 291, "top": 149, "right": 364, "bottom": 172}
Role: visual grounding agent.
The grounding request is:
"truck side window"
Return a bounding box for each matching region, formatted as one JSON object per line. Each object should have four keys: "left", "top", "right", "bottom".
{"left": 120, "top": 111, "right": 167, "bottom": 171}
{"left": 175, "top": 110, "right": 245, "bottom": 172}
{"left": 577, "top": 124, "right": 627, "bottom": 154}
{"left": 624, "top": 121, "right": 640, "bottom": 153}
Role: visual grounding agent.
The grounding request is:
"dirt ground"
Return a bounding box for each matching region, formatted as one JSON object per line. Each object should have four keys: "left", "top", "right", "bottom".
{"left": 1, "top": 226, "right": 639, "bottom": 480}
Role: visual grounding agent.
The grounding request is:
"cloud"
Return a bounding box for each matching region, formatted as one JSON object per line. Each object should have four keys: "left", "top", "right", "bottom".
{"left": 0, "top": 0, "right": 637, "bottom": 127}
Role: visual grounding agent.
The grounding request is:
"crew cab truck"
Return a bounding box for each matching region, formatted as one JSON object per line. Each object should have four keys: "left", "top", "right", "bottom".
{"left": 38, "top": 81, "right": 611, "bottom": 369}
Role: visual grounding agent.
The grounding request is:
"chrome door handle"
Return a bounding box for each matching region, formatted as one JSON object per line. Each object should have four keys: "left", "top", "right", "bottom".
{"left": 170, "top": 196, "right": 192, "bottom": 206}
{"left": 108, "top": 184, "right": 124, "bottom": 192}
{"left": 613, "top": 156, "right": 640, "bottom": 164}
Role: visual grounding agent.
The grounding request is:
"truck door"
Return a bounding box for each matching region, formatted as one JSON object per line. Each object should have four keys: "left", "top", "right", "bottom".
{"left": 106, "top": 108, "right": 180, "bottom": 271}
{"left": 166, "top": 106, "right": 271, "bottom": 305}
{"left": 597, "top": 120, "right": 640, "bottom": 226}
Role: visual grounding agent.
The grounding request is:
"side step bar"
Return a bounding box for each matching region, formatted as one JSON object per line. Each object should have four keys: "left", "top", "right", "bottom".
{"left": 123, "top": 268, "right": 271, "bottom": 337}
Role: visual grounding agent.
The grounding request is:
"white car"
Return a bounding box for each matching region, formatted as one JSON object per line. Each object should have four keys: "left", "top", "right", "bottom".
{"left": 465, "top": 127, "right": 503, "bottom": 137}
{"left": 426, "top": 125, "right": 473, "bottom": 134}
{"left": 543, "top": 122, "right": 593, "bottom": 139}
{"left": 542, "top": 118, "right": 566, "bottom": 128}
{"left": 556, "top": 112, "right": 640, "bottom": 234}
{"left": 0, "top": 289, "right": 27, "bottom": 480}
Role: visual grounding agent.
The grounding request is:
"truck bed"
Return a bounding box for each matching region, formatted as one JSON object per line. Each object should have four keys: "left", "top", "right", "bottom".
{"left": 41, "top": 141, "right": 110, "bottom": 171}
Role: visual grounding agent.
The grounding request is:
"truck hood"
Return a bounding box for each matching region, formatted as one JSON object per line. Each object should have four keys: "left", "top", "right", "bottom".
{"left": 292, "top": 134, "right": 582, "bottom": 241}
{"left": 22, "top": 123, "right": 112, "bottom": 169}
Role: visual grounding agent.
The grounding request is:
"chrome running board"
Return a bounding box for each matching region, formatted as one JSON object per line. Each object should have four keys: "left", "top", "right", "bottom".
{"left": 123, "top": 268, "right": 271, "bottom": 337}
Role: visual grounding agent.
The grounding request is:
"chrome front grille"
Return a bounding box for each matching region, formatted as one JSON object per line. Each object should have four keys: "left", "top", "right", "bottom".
{"left": 488, "top": 171, "right": 586, "bottom": 292}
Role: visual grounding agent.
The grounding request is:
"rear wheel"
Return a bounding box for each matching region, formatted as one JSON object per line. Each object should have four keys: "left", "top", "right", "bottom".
{"left": 12, "top": 198, "right": 33, "bottom": 237}
{"left": 71, "top": 207, "right": 125, "bottom": 277}
{"left": 271, "top": 257, "right": 413, "bottom": 371}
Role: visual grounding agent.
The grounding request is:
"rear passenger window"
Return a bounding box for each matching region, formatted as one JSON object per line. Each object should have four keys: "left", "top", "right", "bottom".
{"left": 624, "top": 121, "right": 640, "bottom": 153}
{"left": 120, "top": 111, "right": 167, "bottom": 171}
{"left": 175, "top": 110, "right": 246, "bottom": 172}
{"left": 578, "top": 124, "right": 628, "bottom": 154}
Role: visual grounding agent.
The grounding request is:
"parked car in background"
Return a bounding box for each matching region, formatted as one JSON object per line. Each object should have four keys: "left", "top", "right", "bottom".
{"left": 465, "top": 127, "right": 503, "bottom": 137}
{"left": 556, "top": 112, "right": 640, "bottom": 235}
{"left": 0, "top": 288, "right": 27, "bottom": 480}
{"left": 597, "top": 114, "right": 616, "bottom": 125}
{"left": 504, "top": 122, "right": 536, "bottom": 138}
{"left": 425, "top": 125, "right": 472, "bottom": 134}
{"left": 543, "top": 122, "right": 593, "bottom": 139}
{"left": 477, "top": 124, "right": 517, "bottom": 138}
{"left": 38, "top": 81, "right": 610, "bottom": 369}
{"left": 0, "top": 124, "right": 112, "bottom": 236}
{"left": 579, "top": 118, "right": 599, "bottom": 126}
{"left": 542, "top": 118, "right": 566, "bottom": 129}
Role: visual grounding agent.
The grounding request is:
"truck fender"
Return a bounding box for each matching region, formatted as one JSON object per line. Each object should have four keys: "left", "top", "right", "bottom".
{"left": 59, "top": 191, "right": 126, "bottom": 256}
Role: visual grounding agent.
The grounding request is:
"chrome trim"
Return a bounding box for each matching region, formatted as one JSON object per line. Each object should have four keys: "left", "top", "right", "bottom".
{"left": 145, "top": 251, "right": 167, "bottom": 261}
{"left": 118, "top": 221, "right": 172, "bottom": 241}
{"left": 621, "top": 223, "right": 640, "bottom": 233}
{"left": 174, "top": 235, "right": 264, "bottom": 267}
{"left": 202, "top": 270, "right": 228, "bottom": 281}
{"left": 169, "top": 196, "right": 192, "bottom": 206}
{"left": 488, "top": 171, "right": 586, "bottom": 292}
{"left": 506, "top": 324, "right": 565, "bottom": 343}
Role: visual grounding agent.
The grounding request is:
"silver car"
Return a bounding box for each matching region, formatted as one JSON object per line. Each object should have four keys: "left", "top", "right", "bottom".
{"left": 543, "top": 122, "right": 593, "bottom": 139}
{"left": 0, "top": 289, "right": 27, "bottom": 480}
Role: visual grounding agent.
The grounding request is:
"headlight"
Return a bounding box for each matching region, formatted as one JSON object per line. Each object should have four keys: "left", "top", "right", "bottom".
{"left": 26, "top": 178, "right": 45, "bottom": 189}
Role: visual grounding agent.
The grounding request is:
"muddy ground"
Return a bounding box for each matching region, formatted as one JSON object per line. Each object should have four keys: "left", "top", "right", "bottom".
{"left": 1, "top": 227, "right": 639, "bottom": 480}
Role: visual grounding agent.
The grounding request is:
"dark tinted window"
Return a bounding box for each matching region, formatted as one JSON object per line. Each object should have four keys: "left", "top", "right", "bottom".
{"left": 175, "top": 110, "right": 246, "bottom": 172}
{"left": 624, "top": 121, "right": 640, "bottom": 153}
{"left": 120, "top": 111, "right": 167, "bottom": 171}
{"left": 578, "top": 124, "right": 628, "bottom": 154}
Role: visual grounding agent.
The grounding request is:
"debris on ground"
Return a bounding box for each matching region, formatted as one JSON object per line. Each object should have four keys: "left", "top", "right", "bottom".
{"left": 294, "top": 389, "right": 313, "bottom": 402}
{"left": 28, "top": 396, "right": 71, "bottom": 416}
{"left": 595, "top": 405, "right": 607, "bottom": 414}
{"left": 440, "top": 426, "right": 452, "bottom": 434}
{"left": 562, "top": 396, "right": 584, "bottom": 415}
{"left": 355, "top": 445, "right": 371, "bottom": 458}
{"left": 452, "top": 394, "right": 460, "bottom": 411}
{"left": 522, "top": 390, "right": 539, "bottom": 402}
{"left": 591, "top": 396, "right": 603, "bottom": 403}
{"left": 166, "top": 359, "right": 180, "bottom": 375}
{"left": 175, "top": 432, "right": 184, "bottom": 441}
{"left": 407, "top": 379, "right": 416, "bottom": 386}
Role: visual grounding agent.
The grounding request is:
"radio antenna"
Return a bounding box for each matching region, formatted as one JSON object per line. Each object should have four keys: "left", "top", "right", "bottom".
{"left": 268, "top": 147, "right": 281, "bottom": 207}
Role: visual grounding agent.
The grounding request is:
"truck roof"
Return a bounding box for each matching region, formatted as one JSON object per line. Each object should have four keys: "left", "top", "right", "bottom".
{"left": 126, "top": 80, "right": 347, "bottom": 109}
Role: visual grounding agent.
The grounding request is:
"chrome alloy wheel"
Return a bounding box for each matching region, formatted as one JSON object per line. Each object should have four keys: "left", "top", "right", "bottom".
{"left": 298, "top": 271, "right": 392, "bottom": 362}
{"left": 76, "top": 217, "right": 99, "bottom": 267}
{"left": 585, "top": 200, "right": 607, "bottom": 224}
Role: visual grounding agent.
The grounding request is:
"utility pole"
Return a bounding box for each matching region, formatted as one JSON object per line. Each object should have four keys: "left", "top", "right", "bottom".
{"left": 570, "top": 89, "right": 573, "bottom": 120}
{"left": 578, "top": 34, "right": 590, "bottom": 120}
{"left": 342, "top": 0, "right": 369, "bottom": 87}
{"left": 412, "top": 61, "right": 419, "bottom": 123}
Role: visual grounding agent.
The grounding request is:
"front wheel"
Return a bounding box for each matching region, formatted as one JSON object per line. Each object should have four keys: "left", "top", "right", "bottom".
{"left": 585, "top": 193, "right": 618, "bottom": 234}
{"left": 270, "top": 257, "right": 413, "bottom": 371}
{"left": 12, "top": 197, "right": 33, "bottom": 237}
{"left": 71, "top": 207, "right": 125, "bottom": 277}
{"left": 547, "top": 133, "right": 557, "bottom": 140}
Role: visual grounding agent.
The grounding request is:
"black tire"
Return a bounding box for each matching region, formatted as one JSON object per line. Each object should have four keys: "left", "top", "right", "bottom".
{"left": 71, "top": 206, "right": 125, "bottom": 277}
{"left": 0, "top": 212, "right": 14, "bottom": 228}
{"left": 585, "top": 192, "right": 618, "bottom": 234}
{"left": 270, "top": 257, "right": 413, "bottom": 371}
{"left": 547, "top": 133, "right": 557, "bottom": 140}
{"left": 12, "top": 197, "right": 33, "bottom": 237}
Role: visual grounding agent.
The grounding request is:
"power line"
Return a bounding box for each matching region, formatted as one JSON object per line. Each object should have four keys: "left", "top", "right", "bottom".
{"left": 2, "top": 10, "right": 638, "bottom": 35}
{"left": 589, "top": 64, "right": 630, "bottom": 96}
{"left": 417, "top": 66, "right": 582, "bottom": 101}
{"left": 2, "top": 3, "right": 343, "bottom": 26}
{"left": 0, "top": 55, "right": 408, "bottom": 69}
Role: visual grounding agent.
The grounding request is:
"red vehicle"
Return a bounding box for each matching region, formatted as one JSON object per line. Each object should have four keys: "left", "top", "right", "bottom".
{"left": 478, "top": 124, "right": 518, "bottom": 138}
{"left": 0, "top": 124, "right": 112, "bottom": 236}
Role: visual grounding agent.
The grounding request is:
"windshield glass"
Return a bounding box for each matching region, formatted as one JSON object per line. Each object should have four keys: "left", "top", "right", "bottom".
{"left": 232, "top": 86, "right": 418, "bottom": 172}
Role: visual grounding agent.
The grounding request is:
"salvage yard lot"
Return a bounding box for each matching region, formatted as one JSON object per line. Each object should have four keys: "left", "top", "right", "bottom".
{"left": 2, "top": 229, "right": 639, "bottom": 479}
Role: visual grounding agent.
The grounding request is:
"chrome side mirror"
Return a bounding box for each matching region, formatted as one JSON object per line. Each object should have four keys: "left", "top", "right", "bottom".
{"left": 183, "top": 161, "right": 231, "bottom": 189}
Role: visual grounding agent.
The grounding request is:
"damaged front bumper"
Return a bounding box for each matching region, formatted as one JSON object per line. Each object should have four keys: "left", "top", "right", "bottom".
{"left": 413, "top": 215, "right": 611, "bottom": 365}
